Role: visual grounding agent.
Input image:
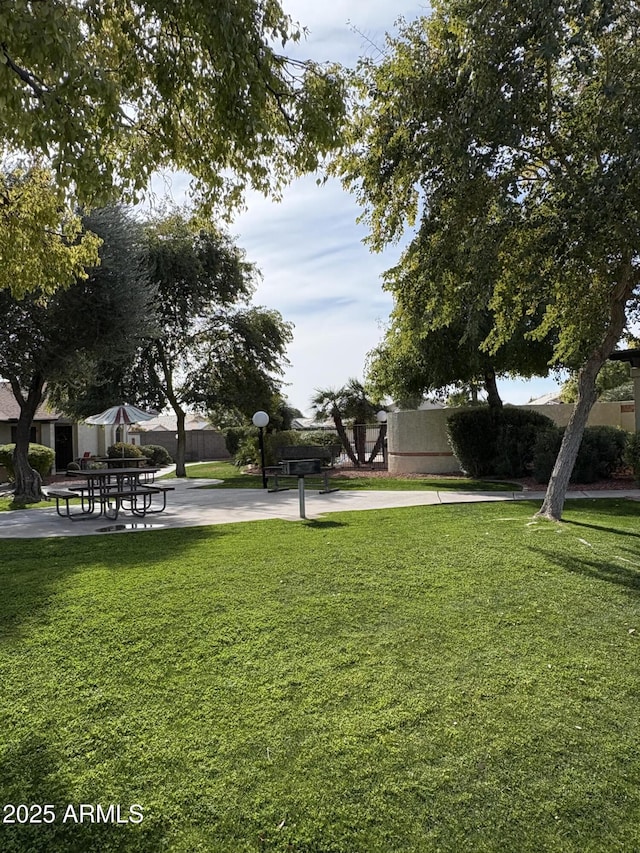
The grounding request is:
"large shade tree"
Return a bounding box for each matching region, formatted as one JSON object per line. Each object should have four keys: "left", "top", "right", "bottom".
{"left": 367, "top": 305, "right": 554, "bottom": 410}
{"left": 65, "top": 212, "right": 294, "bottom": 477}
{"left": 0, "top": 165, "right": 101, "bottom": 299}
{"left": 338, "top": 0, "right": 640, "bottom": 520}
{"left": 0, "top": 205, "right": 154, "bottom": 502}
{"left": 1, "top": 1, "right": 345, "bottom": 212}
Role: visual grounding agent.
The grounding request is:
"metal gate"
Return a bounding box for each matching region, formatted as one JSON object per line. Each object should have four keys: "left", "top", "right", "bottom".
{"left": 335, "top": 424, "right": 388, "bottom": 470}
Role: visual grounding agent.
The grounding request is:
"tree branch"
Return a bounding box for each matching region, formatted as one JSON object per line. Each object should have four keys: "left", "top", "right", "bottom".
{"left": 1, "top": 44, "right": 47, "bottom": 98}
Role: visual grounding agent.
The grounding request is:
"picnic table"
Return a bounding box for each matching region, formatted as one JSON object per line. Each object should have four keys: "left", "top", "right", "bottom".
{"left": 46, "top": 467, "right": 173, "bottom": 521}
{"left": 93, "top": 456, "right": 151, "bottom": 469}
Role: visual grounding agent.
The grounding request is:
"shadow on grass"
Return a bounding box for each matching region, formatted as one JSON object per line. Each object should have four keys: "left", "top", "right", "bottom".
{"left": 0, "top": 735, "right": 167, "bottom": 852}
{"left": 562, "top": 498, "right": 640, "bottom": 539}
{"left": 0, "top": 526, "right": 236, "bottom": 642}
{"left": 532, "top": 546, "right": 640, "bottom": 594}
{"left": 302, "top": 519, "right": 348, "bottom": 530}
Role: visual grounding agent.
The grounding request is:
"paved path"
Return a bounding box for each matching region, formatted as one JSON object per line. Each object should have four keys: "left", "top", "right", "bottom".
{"left": 1, "top": 477, "right": 639, "bottom": 538}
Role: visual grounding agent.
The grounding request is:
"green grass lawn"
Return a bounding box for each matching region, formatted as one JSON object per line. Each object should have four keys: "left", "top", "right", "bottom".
{"left": 2, "top": 499, "right": 640, "bottom": 852}
{"left": 162, "top": 461, "right": 520, "bottom": 491}
{"left": 0, "top": 496, "right": 55, "bottom": 512}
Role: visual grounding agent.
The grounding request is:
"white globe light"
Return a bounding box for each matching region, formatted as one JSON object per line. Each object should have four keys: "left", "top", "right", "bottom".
{"left": 252, "top": 411, "right": 270, "bottom": 428}
{"left": 376, "top": 410, "right": 388, "bottom": 423}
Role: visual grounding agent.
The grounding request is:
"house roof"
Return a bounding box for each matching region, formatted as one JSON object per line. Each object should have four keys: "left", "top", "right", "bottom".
{"left": 526, "top": 390, "right": 564, "bottom": 405}
{"left": 0, "top": 382, "right": 61, "bottom": 422}
{"left": 132, "top": 413, "right": 213, "bottom": 432}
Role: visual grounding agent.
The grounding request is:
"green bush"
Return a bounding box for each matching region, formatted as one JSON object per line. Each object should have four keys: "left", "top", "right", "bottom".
{"left": 234, "top": 435, "right": 259, "bottom": 467}
{"left": 225, "top": 427, "right": 252, "bottom": 457}
{"left": 140, "top": 444, "right": 173, "bottom": 466}
{"left": 533, "top": 425, "right": 628, "bottom": 483}
{"left": 0, "top": 443, "right": 56, "bottom": 480}
{"left": 303, "top": 430, "right": 342, "bottom": 447}
{"left": 233, "top": 430, "right": 305, "bottom": 468}
{"left": 625, "top": 432, "right": 640, "bottom": 483}
{"left": 447, "top": 407, "right": 555, "bottom": 478}
{"left": 107, "top": 441, "right": 143, "bottom": 458}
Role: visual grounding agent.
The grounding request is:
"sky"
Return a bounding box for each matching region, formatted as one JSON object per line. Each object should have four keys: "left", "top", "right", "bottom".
{"left": 161, "top": 1, "right": 564, "bottom": 417}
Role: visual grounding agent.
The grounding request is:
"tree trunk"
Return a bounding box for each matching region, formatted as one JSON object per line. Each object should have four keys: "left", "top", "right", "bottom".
{"left": 484, "top": 369, "right": 503, "bottom": 409}
{"left": 174, "top": 407, "right": 187, "bottom": 477}
{"left": 11, "top": 377, "right": 45, "bottom": 504}
{"left": 332, "top": 408, "right": 359, "bottom": 466}
{"left": 367, "top": 423, "right": 387, "bottom": 466}
{"left": 537, "top": 262, "right": 634, "bottom": 521}
{"left": 354, "top": 421, "right": 367, "bottom": 464}
{"left": 535, "top": 362, "right": 599, "bottom": 521}
{"left": 153, "top": 342, "right": 188, "bottom": 476}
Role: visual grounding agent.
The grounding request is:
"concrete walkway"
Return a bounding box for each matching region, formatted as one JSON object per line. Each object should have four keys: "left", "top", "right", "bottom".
{"left": 1, "top": 475, "right": 639, "bottom": 538}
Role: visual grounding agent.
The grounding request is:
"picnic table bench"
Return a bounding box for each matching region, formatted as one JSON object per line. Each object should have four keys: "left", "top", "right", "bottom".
{"left": 264, "top": 445, "right": 341, "bottom": 493}
{"left": 47, "top": 468, "right": 173, "bottom": 521}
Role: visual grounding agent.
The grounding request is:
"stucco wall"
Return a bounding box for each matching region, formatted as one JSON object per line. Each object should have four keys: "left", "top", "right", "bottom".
{"left": 388, "top": 402, "right": 636, "bottom": 475}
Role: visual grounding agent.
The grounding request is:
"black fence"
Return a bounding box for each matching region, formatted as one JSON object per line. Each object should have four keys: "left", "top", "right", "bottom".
{"left": 304, "top": 425, "right": 388, "bottom": 470}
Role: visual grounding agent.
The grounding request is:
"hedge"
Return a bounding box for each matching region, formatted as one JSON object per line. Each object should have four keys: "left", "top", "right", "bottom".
{"left": 447, "top": 407, "right": 556, "bottom": 478}
{"left": 532, "top": 425, "right": 628, "bottom": 483}
{"left": 0, "top": 443, "right": 56, "bottom": 480}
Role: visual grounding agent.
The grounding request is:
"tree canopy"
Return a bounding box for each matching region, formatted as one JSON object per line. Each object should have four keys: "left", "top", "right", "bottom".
{"left": 67, "top": 211, "right": 294, "bottom": 477}
{"left": 1, "top": 1, "right": 345, "bottom": 208}
{"left": 338, "top": 0, "right": 640, "bottom": 518}
{"left": 367, "top": 304, "right": 554, "bottom": 409}
{"left": 0, "top": 165, "right": 101, "bottom": 298}
{"left": 0, "top": 204, "right": 154, "bottom": 501}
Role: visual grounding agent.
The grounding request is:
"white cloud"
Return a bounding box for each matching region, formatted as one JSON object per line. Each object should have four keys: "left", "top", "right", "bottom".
{"left": 150, "top": 2, "right": 563, "bottom": 415}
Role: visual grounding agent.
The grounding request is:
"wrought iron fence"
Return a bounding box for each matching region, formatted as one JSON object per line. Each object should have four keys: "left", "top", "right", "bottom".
{"left": 310, "top": 424, "right": 388, "bottom": 470}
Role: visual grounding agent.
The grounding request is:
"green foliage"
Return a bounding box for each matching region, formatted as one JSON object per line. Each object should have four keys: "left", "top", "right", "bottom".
{"left": 233, "top": 435, "right": 260, "bottom": 468}
{"left": 0, "top": 443, "right": 55, "bottom": 480}
{"left": 168, "top": 460, "right": 518, "bottom": 491}
{"left": 0, "top": 166, "right": 102, "bottom": 298}
{"left": 624, "top": 432, "right": 640, "bottom": 483}
{"left": 234, "top": 429, "right": 304, "bottom": 467}
{"left": 1, "top": 1, "right": 345, "bottom": 209}
{"left": 599, "top": 382, "right": 635, "bottom": 402}
{"left": 139, "top": 444, "right": 173, "bottom": 466}
{"left": 447, "top": 407, "right": 555, "bottom": 478}
{"left": 339, "top": 3, "right": 640, "bottom": 373}
{"left": 225, "top": 427, "right": 252, "bottom": 458}
{"left": 303, "top": 430, "right": 341, "bottom": 447}
{"left": 561, "top": 361, "right": 632, "bottom": 403}
{"left": 533, "top": 426, "right": 628, "bottom": 484}
{"left": 339, "top": 0, "right": 640, "bottom": 517}
{"left": 107, "top": 442, "right": 143, "bottom": 459}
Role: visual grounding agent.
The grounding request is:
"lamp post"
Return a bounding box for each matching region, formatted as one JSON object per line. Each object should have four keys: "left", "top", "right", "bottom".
{"left": 252, "top": 411, "right": 270, "bottom": 489}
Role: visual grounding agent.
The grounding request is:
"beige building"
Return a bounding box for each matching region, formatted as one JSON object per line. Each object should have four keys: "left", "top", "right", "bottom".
{"left": 388, "top": 401, "right": 636, "bottom": 475}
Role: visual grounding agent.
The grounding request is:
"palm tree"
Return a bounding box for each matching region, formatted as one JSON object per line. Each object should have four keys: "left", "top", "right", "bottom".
{"left": 310, "top": 385, "right": 358, "bottom": 465}
{"left": 311, "top": 379, "right": 384, "bottom": 467}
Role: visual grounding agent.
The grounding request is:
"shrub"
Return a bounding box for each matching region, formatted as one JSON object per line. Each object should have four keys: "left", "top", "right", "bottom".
{"left": 107, "top": 442, "right": 143, "bottom": 458}
{"left": 303, "top": 430, "right": 341, "bottom": 447}
{"left": 0, "top": 443, "right": 56, "bottom": 480}
{"left": 533, "top": 425, "right": 628, "bottom": 483}
{"left": 225, "top": 427, "right": 252, "bottom": 457}
{"left": 446, "top": 408, "right": 495, "bottom": 477}
{"left": 233, "top": 430, "right": 306, "bottom": 467}
{"left": 234, "top": 435, "right": 259, "bottom": 467}
{"left": 447, "top": 407, "right": 555, "bottom": 478}
{"left": 267, "top": 430, "right": 303, "bottom": 464}
{"left": 140, "top": 444, "right": 173, "bottom": 466}
{"left": 624, "top": 432, "right": 640, "bottom": 483}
